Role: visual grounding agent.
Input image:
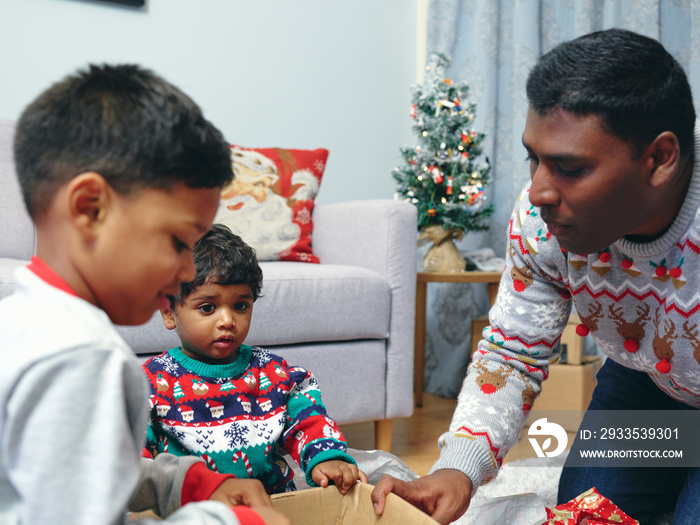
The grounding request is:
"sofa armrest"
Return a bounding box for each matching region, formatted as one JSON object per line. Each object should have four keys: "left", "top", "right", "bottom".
{"left": 312, "top": 200, "right": 417, "bottom": 275}
{"left": 312, "top": 199, "right": 418, "bottom": 419}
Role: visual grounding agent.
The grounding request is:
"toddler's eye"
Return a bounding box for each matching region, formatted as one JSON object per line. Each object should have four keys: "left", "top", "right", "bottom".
{"left": 234, "top": 302, "right": 250, "bottom": 312}
{"left": 198, "top": 304, "right": 215, "bottom": 314}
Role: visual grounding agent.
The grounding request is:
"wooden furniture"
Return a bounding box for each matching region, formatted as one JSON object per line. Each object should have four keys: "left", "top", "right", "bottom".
{"left": 414, "top": 270, "right": 502, "bottom": 407}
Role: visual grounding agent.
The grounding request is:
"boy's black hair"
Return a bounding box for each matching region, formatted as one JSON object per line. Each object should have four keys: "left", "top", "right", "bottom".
{"left": 173, "top": 224, "right": 263, "bottom": 305}
{"left": 14, "top": 63, "right": 233, "bottom": 219}
{"left": 526, "top": 28, "right": 696, "bottom": 157}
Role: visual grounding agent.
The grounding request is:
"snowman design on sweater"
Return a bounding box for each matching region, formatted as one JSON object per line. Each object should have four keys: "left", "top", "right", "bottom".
{"left": 143, "top": 345, "right": 354, "bottom": 493}
{"left": 432, "top": 126, "right": 700, "bottom": 489}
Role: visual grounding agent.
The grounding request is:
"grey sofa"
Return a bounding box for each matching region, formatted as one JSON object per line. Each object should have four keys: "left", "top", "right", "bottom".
{"left": 0, "top": 118, "right": 417, "bottom": 451}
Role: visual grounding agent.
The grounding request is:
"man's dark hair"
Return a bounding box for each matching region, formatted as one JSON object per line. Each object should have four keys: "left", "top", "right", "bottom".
{"left": 526, "top": 28, "right": 696, "bottom": 157}
{"left": 173, "top": 224, "right": 263, "bottom": 305}
{"left": 14, "top": 63, "right": 233, "bottom": 219}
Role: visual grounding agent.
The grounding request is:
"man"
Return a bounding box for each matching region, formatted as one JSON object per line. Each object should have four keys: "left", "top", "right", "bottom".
{"left": 372, "top": 28, "right": 700, "bottom": 524}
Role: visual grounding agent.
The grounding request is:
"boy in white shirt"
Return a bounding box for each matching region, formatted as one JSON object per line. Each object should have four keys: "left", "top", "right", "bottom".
{"left": 0, "top": 63, "right": 288, "bottom": 525}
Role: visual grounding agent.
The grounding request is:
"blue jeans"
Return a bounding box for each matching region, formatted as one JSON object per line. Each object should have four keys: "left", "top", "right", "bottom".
{"left": 557, "top": 358, "right": 700, "bottom": 524}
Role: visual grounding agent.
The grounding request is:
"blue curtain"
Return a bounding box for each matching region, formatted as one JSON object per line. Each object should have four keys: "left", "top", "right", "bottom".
{"left": 422, "top": 0, "right": 700, "bottom": 398}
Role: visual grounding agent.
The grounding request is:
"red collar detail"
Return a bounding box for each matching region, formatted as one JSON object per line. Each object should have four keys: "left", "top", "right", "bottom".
{"left": 27, "top": 256, "right": 79, "bottom": 297}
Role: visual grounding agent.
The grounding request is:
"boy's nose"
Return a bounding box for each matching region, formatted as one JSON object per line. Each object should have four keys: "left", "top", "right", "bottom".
{"left": 179, "top": 254, "right": 197, "bottom": 283}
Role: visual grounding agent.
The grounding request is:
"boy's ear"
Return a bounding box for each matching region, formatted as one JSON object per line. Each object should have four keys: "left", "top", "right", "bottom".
{"left": 645, "top": 131, "right": 682, "bottom": 188}
{"left": 161, "top": 305, "right": 177, "bottom": 331}
{"left": 67, "top": 172, "right": 111, "bottom": 237}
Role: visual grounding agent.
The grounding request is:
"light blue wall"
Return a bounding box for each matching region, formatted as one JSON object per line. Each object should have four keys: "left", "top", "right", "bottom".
{"left": 0, "top": 0, "right": 419, "bottom": 205}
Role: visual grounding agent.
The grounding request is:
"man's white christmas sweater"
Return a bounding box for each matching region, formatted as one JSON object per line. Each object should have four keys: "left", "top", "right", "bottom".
{"left": 143, "top": 346, "right": 355, "bottom": 493}
{"left": 432, "top": 128, "right": 700, "bottom": 489}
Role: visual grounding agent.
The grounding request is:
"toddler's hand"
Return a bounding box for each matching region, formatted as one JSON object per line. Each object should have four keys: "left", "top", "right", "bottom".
{"left": 209, "top": 477, "right": 271, "bottom": 508}
{"left": 311, "top": 460, "right": 368, "bottom": 494}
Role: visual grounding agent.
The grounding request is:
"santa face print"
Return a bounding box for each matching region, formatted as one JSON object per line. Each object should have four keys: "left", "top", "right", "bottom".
{"left": 522, "top": 106, "right": 657, "bottom": 255}
{"left": 163, "top": 282, "right": 254, "bottom": 365}
{"left": 216, "top": 149, "right": 301, "bottom": 260}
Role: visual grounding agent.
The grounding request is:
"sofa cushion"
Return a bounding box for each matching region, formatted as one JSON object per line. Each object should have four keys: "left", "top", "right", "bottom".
{"left": 118, "top": 261, "right": 392, "bottom": 355}
{"left": 247, "top": 262, "right": 391, "bottom": 346}
{"left": 214, "top": 145, "right": 327, "bottom": 263}
{"left": 272, "top": 340, "right": 387, "bottom": 424}
{"left": 0, "top": 258, "right": 26, "bottom": 300}
{"left": 0, "top": 119, "right": 35, "bottom": 260}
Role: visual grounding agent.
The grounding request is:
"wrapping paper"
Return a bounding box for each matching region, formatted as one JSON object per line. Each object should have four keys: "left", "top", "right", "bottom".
{"left": 543, "top": 487, "right": 639, "bottom": 525}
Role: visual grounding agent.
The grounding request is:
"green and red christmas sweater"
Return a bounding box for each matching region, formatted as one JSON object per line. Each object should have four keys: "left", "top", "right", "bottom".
{"left": 143, "top": 345, "right": 355, "bottom": 493}
{"left": 432, "top": 128, "right": 700, "bottom": 491}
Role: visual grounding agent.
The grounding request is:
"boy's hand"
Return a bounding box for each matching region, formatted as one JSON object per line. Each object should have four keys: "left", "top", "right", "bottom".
{"left": 311, "top": 460, "right": 368, "bottom": 494}
{"left": 209, "top": 477, "right": 271, "bottom": 508}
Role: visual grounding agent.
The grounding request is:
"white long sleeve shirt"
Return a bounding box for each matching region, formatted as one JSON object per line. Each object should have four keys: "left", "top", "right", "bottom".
{"left": 0, "top": 264, "right": 242, "bottom": 524}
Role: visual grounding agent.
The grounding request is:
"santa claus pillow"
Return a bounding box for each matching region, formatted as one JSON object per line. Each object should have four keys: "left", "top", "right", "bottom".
{"left": 214, "top": 145, "right": 328, "bottom": 263}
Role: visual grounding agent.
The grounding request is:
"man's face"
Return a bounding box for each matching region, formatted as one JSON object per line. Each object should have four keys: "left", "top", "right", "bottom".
{"left": 522, "top": 107, "right": 655, "bottom": 255}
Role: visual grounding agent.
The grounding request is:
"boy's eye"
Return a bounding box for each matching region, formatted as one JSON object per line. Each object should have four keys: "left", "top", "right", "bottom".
{"left": 234, "top": 302, "right": 250, "bottom": 312}
{"left": 173, "top": 236, "right": 190, "bottom": 253}
{"left": 198, "top": 304, "right": 215, "bottom": 314}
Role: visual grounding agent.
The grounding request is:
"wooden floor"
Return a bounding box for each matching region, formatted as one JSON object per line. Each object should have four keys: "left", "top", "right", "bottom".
{"left": 339, "top": 393, "right": 572, "bottom": 476}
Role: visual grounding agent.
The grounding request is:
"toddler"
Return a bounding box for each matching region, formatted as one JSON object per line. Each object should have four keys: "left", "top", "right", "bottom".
{"left": 143, "top": 224, "right": 365, "bottom": 494}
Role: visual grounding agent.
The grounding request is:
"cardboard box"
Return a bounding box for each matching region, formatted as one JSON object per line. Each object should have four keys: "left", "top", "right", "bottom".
{"left": 470, "top": 314, "right": 490, "bottom": 357}
{"left": 271, "top": 483, "right": 438, "bottom": 525}
{"left": 526, "top": 356, "right": 602, "bottom": 431}
{"left": 560, "top": 313, "right": 583, "bottom": 364}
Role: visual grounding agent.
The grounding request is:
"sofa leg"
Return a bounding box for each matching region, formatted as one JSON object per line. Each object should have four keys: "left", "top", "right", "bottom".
{"left": 374, "top": 418, "right": 394, "bottom": 452}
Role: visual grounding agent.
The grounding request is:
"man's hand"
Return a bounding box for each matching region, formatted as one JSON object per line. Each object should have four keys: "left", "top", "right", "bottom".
{"left": 370, "top": 470, "right": 473, "bottom": 525}
{"left": 209, "top": 477, "right": 271, "bottom": 508}
{"left": 311, "top": 460, "right": 368, "bottom": 494}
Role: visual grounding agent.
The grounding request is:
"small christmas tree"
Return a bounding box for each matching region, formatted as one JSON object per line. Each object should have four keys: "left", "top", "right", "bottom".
{"left": 393, "top": 52, "right": 493, "bottom": 233}
{"left": 173, "top": 380, "right": 184, "bottom": 400}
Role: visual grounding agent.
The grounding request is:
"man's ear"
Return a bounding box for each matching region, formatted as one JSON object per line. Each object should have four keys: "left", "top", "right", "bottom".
{"left": 645, "top": 131, "right": 682, "bottom": 188}
{"left": 161, "top": 305, "right": 178, "bottom": 331}
{"left": 67, "top": 172, "right": 111, "bottom": 238}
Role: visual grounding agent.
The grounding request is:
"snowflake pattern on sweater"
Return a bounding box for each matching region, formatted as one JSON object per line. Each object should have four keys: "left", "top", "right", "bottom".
{"left": 432, "top": 127, "right": 700, "bottom": 489}
{"left": 143, "top": 345, "right": 354, "bottom": 493}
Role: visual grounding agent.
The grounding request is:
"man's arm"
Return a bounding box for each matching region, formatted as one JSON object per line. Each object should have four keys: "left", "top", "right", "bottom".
{"left": 372, "top": 186, "right": 572, "bottom": 522}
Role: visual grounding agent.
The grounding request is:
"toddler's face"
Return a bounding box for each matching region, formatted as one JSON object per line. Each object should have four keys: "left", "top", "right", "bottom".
{"left": 88, "top": 182, "right": 221, "bottom": 325}
{"left": 166, "top": 282, "right": 254, "bottom": 364}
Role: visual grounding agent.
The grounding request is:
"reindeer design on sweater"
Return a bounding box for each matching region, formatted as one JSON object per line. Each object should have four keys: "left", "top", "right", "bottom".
{"left": 608, "top": 303, "right": 651, "bottom": 353}
{"left": 576, "top": 302, "right": 605, "bottom": 337}
{"left": 472, "top": 359, "right": 514, "bottom": 396}
{"left": 682, "top": 320, "right": 700, "bottom": 368}
{"left": 652, "top": 309, "right": 677, "bottom": 374}
{"left": 508, "top": 245, "right": 535, "bottom": 293}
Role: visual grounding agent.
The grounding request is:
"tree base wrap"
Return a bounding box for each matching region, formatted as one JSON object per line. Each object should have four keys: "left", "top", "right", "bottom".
{"left": 419, "top": 225, "right": 466, "bottom": 272}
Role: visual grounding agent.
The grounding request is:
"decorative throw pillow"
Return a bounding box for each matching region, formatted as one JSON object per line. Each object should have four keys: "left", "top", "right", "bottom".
{"left": 214, "top": 145, "right": 328, "bottom": 263}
